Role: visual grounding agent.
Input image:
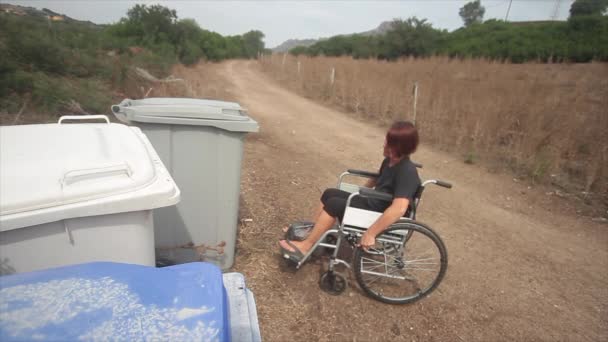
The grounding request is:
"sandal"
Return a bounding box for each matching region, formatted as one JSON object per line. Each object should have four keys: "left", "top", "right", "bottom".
{"left": 284, "top": 221, "right": 314, "bottom": 241}
{"left": 279, "top": 240, "right": 306, "bottom": 263}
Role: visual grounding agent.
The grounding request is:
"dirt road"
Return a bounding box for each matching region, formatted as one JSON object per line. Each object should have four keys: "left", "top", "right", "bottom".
{"left": 183, "top": 61, "right": 607, "bottom": 341}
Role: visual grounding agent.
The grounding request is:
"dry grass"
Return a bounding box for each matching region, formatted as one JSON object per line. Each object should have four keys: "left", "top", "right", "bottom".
{"left": 261, "top": 55, "right": 608, "bottom": 205}
{"left": 111, "top": 62, "right": 232, "bottom": 102}
{"left": 155, "top": 62, "right": 237, "bottom": 101}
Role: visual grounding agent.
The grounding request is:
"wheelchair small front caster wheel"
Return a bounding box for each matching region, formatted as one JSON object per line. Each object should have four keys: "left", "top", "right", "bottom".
{"left": 319, "top": 271, "right": 347, "bottom": 295}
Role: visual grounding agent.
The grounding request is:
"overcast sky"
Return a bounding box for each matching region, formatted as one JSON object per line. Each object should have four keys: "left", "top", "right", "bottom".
{"left": 11, "top": 0, "right": 574, "bottom": 47}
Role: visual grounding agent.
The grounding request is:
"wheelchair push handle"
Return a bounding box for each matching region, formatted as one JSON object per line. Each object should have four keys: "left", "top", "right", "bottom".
{"left": 433, "top": 180, "right": 452, "bottom": 189}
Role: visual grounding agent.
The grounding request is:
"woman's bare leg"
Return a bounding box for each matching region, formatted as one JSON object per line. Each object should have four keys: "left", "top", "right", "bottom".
{"left": 312, "top": 202, "right": 324, "bottom": 222}
{"left": 279, "top": 209, "right": 336, "bottom": 254}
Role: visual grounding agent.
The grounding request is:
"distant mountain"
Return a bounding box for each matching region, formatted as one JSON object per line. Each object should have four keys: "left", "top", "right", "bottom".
{"left": 272, "top": 20, "right": 397, "bottom": 52}
{"left": 272, "top": 39, "right": 319, "bottom": 53}
{"left": 0, "top": 3, "right": 100, "bottom": 28}
{"left": 359, "top": 21, "right": 396, "bottom": 36}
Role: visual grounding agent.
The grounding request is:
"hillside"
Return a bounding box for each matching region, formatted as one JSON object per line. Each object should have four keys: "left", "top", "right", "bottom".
{"left": 0, "top": 3, "right": 266, "bottom": 124}
{"left": 358, "top": 20, "right": 396, "bottom": 36}
{"left": 0, "top": 4, "right": 116, "bottom": 122}
{"left": 0, "top": 4, "right": 99, "bottom": 27}
{"left": 272, "top": 20, "right": 396, "bottom": 52}
{"left": 272, "top": 39, "right": 318, "bottom": 53}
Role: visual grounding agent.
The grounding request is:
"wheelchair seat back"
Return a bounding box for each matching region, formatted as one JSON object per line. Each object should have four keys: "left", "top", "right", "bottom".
{"left": 343, "top": 207, "right": 383, "bottom": 228}
{"left": 339, "top": 182, "right": 424, "bottom": 222}
{"left": 342, "top": 207, "right": 409, "bottom": 238}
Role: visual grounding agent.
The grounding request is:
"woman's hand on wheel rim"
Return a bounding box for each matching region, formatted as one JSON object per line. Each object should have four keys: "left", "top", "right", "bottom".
{"left": 359, "top": 232, "right": 376, "bottom": 251}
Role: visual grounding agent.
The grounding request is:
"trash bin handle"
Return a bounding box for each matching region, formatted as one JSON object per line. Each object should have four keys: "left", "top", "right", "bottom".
{"left": 112, "top": 99, "right": 133, "bottom": 113}
{"left": 61, "top": 163, "right": 132, "bottom": 188}
{"left": 111, "top": 101, "right": 132, "bottom": 124}
{"left": 58, "top": 115, "right": 110, "bottom": 124}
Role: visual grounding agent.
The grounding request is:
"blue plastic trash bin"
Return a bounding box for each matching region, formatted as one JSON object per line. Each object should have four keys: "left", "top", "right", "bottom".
{"left": 0, "top": 262, "right": 260, "bottom": 342}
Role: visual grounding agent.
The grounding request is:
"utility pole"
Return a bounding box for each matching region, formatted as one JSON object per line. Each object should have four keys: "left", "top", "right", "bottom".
{"left": 505, "top": 0, "right": 513, "bottom": 21}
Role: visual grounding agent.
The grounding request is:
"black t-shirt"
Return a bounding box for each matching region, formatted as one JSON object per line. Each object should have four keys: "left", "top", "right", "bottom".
{"left": 367, "top": 157, "right": 421, "bottom": 211}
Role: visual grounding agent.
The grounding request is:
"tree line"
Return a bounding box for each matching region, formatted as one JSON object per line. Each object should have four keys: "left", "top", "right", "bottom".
{"left": 1, "top": 3, "right": 265, "bottom": 84}
{"left": 290, "top": 0, "right": 608, "bottom": 63}
{"left": 105, "top": 4, "right": 265, "bottom": 64}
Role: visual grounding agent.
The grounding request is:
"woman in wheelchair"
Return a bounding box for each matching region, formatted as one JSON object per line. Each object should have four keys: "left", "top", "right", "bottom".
{"left": 279, "top": 121, "right": 421, "bottom": 260}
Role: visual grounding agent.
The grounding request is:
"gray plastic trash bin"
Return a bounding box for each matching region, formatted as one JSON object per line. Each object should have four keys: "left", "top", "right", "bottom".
{"left": 112, "top": 98, "right": 258, "bottom": 269}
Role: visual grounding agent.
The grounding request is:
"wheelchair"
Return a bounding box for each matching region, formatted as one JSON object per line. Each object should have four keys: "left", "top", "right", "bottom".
{"left": 283, "top": 163, "right": 452, "bottom": 304}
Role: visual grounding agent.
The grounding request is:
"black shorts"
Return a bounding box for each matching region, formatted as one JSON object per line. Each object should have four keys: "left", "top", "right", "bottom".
{"left": 321, "top": 188, "right": 381, "bottom": 221}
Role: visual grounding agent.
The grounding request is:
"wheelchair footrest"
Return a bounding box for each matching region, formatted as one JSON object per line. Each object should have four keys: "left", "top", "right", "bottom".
{"left": 282, "top": 252, "right": 300, "bottom": 263}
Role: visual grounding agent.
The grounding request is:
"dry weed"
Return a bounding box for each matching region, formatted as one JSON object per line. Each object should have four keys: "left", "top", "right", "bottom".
{"left": 261, "top": 55, "right": 608, "bottom": 203}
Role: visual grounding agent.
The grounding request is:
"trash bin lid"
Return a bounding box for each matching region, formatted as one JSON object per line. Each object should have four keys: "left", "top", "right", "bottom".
{"left": 0, "top": 122, "right": 180, "bottom": 231}
{"left": 112, "top": 98, "right": 259, "bottom": 133}
{"left": 0, "top": 262, "right": 229, "bottom": 341}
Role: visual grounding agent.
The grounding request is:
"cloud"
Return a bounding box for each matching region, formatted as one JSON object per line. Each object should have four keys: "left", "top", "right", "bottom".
{"left": 10, "top": 0, "right": 575, "bottom": 48}
{"left": 0, "top": 277, "right": 220, "bottom": 341}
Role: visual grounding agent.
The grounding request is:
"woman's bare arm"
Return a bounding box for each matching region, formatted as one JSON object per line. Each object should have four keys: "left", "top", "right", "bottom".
{"left": 364, "top": 164, "right": 383, "bottom": 188}
{"left": 359, "top": 197, "right": 409, "bottom": 249}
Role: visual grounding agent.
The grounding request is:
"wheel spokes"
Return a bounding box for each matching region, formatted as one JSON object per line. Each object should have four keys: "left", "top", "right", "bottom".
{"left": 357, "top": 226, "right": 445, "bottom": 302}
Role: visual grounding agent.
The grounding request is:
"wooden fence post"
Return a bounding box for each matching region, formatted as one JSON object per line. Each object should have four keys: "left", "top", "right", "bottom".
{"left": 412, "top": 81, "right": 419, "bottom": 124}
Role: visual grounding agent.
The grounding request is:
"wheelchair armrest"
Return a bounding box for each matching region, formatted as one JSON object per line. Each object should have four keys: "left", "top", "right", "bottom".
{"left": 359, "top": 188, "right": 393, "bottom": 202}
{"left": 347, "top": 169, "right": 380, "bottom": 178}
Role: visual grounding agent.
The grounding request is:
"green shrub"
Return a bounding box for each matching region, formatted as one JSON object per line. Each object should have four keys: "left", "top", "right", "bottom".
{"left": 30, "top": 73, "right": 71, "bottom": 112}
{"left": 71, "top": 78, "right": 113, "bottom": 114}
{"left": 179, "top": 41, "right": 204, "bottom": 65}
{"left": 130, "top": 49, "right": 174, "bottom": 77}
{"left": 7, "top": 32, "right": 68, "bottom": 74}
{"left": 0, "top": 94, "right": 23, "bottom": 116}
{"left": 12, "top": 71, "right": 35, "bottom": 94}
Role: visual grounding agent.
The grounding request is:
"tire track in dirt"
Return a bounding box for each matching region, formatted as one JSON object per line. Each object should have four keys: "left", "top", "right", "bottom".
{"left": 210, "top": 61, "right": 607, "bottom": 341}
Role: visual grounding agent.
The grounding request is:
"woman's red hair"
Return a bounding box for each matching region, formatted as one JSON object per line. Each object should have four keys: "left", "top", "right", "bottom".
{"left": 385, "top": 121, "right": 419, "bottom": 158}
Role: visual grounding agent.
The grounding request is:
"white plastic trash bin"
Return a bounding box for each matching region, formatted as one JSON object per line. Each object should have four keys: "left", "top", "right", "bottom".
{"left": 0, "top": 116, "right": 181, "bottom": 275}
{"left": 112, "top": 98, "right": 258, "bottom": 269}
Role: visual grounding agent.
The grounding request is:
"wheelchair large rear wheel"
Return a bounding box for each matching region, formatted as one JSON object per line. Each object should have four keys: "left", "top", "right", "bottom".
{"left": 353, "top": 221, "right": 447, "bottom": 304}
